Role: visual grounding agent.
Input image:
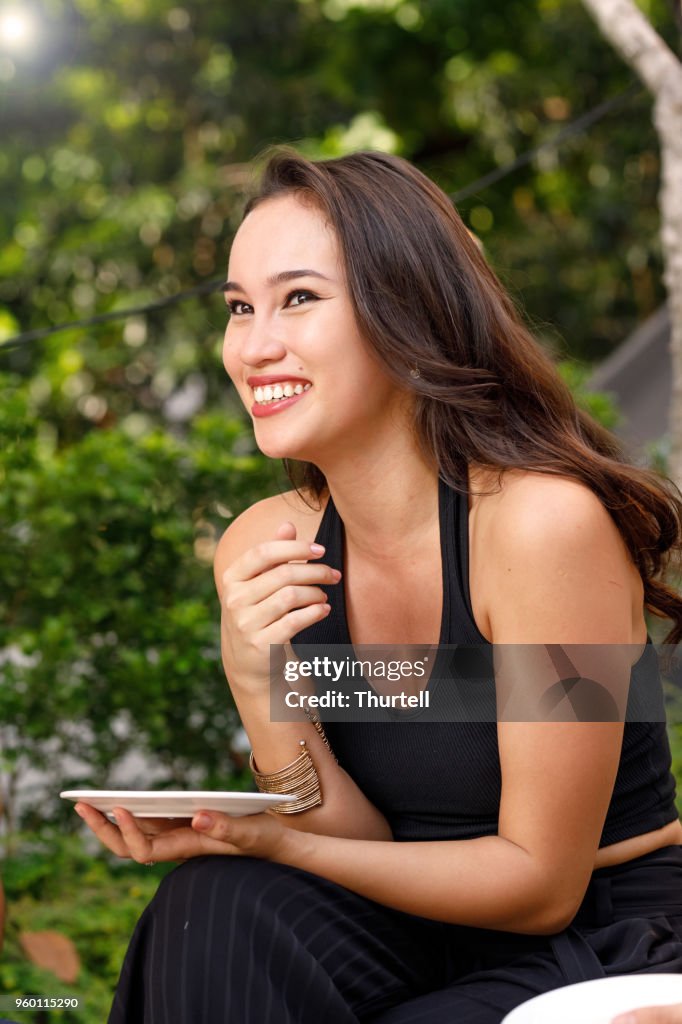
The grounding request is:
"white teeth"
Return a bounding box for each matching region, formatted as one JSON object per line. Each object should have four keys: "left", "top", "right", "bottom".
{"left": 251, "top": 381, "right": 311, "bottom": 405}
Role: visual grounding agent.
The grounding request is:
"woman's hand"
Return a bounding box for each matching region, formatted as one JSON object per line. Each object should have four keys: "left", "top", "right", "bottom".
{"left": 74, "top": 802, "right": 293, "bottom": 863}
{"left": 219, "top": 520, "right": 341, "bottom": 694}
{"left": 612, "top": 1007, "right": 682, "bottom": 1024}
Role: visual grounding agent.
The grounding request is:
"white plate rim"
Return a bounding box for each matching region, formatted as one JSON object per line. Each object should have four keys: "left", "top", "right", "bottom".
{"left": 60, "top": 789, "right": 298, "bottom": 816}
{"left": 60, "top": 790, "right": 296, "bottom": 801}
{"left": 502, "top": 974, "right": 682, "bottom": 1023}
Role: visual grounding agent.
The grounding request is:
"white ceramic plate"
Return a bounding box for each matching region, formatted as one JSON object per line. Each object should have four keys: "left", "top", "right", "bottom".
{"left": 60, "top": 789, "right": 297, "bottom": 818}
{"left": 503, "top": 974, "right": 682, "bottom": 1024}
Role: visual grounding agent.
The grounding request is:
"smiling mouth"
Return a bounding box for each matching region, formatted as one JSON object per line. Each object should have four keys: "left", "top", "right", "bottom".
{"left": 252, "top": 382, "right": 311, "bottom": 406}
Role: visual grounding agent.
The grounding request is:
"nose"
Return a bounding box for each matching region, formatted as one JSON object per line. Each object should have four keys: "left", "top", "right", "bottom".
{"left": 234, "top": 316, "right": 288, "bottom": 368}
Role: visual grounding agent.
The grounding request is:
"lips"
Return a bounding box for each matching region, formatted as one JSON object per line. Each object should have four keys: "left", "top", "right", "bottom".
{"left": 253, "top": 381, "right": 310, "bottom": 404}
{"left": 246, "top": 374, "right": 311, "bottom": 387}
{"left": 244, "top": 374, "right": 312, "bottom": 417}
{"left": 250, "top": 384, "right": 310, "bottom": 418}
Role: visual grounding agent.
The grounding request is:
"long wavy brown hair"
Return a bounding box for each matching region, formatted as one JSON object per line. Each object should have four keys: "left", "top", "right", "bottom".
{"left": 242, "top": 147, "right": 682, "bottom": 645}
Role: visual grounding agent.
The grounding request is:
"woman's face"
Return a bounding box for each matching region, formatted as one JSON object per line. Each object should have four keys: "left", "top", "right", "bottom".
{"left": 222, "top": 194, "right": 408, "bottom": 465}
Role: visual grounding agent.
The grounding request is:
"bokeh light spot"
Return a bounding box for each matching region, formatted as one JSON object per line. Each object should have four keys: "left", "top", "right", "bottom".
{"left": 0, "top": 8, "right": 37, "bottom": 51}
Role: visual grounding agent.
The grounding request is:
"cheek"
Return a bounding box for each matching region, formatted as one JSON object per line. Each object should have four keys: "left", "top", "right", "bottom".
{"left": 222, "top": 331, "right": 238, "bottom": 379}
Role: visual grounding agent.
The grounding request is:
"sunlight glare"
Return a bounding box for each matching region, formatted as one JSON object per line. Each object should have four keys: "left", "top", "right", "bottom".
{"left": 0, "top": 9, "right": 36, "bottom": 51}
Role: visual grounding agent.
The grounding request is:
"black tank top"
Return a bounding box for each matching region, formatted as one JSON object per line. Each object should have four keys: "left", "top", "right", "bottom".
{"left": 291, "top": 475, "right": 678, "bottom": 845}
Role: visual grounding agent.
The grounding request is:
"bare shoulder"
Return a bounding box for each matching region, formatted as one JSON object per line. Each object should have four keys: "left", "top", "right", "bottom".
{"left": 472, "top": 467, "right": 628, "bottom": 553}
{"left": 213, "top": 488, "right": 327, "bottom": 592}
{"left": 470, "top": 467, "right": 644, "bottom": 644}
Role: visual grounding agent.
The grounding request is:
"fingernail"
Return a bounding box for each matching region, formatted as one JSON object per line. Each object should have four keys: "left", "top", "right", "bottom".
{"left": 310, "top": 543, "right": 325, "bottom": 554}
{"left": 331, "top": 569, "right": 342, "bottom": 581}
{"left": 74, "top": 805, "right": 85, "bottom": 817}
{"left": 193, "top": 812, "right": 214, "bottom": 830}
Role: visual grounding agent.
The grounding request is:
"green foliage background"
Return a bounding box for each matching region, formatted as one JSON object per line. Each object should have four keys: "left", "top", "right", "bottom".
{"left": 1, "top": 0, "right": 680, "bottom": 1019}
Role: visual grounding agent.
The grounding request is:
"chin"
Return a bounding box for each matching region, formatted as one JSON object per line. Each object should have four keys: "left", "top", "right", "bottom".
{"left": 251, "top": 416, "right": 320, "bottom": 458}
{"left": 253, "top": 434, "right": 312, "bottom": 462}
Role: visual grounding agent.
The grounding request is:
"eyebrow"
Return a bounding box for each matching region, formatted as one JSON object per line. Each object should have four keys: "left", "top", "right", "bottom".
{"left": 223, "top": 269, "right": 333, "bottom": 295}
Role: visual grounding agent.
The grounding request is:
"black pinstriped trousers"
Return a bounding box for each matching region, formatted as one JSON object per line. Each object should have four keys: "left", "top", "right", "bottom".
{"left": 108, "top": 846, "right": 682, "bottom": 1024}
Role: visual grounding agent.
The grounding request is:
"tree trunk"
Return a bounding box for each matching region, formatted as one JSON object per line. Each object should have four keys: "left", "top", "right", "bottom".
{"left": 581, "top": 0, "right": 682, "bottom": 485}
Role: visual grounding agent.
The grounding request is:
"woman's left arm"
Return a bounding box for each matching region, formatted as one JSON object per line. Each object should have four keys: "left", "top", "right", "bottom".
{"left": 82, "top": 477, "right": 637, "bottom": 935}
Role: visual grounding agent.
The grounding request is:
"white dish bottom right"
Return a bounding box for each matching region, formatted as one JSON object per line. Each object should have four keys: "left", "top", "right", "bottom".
{"left": 502, "top": 974, "right": 682, "bottom": 1024}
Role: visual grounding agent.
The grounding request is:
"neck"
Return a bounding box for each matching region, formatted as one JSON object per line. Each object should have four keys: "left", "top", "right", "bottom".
{"left": 316, "top": 446, "right": 441, "bottom": 562}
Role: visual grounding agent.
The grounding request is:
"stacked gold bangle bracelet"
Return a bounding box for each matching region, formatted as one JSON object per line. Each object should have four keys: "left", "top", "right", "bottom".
{"left": 304, "top": 707, "right": 338, "bottom": 761}
{"left": 250, "top": 740, "right": 322, "bottom": 814}
{"left": 249, "top": 710, "right": 338, "bottom": 814}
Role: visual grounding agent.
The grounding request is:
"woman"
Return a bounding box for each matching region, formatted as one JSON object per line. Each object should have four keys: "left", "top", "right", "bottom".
{"left": 76, "top": 149, "right": 682, "bottom": 1023}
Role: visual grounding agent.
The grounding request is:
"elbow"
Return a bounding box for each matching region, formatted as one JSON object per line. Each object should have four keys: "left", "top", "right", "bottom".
{"left": 505, "top": 856, "right": 588, "bottom": 935}
{"left": 525, "top": 905, "right": 578, "bottom": 936}
{"left": 501, "top": 870, "right": 584, "bottom": 935}
{"left": 513, "top": 893, "right": 583, "bottom": 936}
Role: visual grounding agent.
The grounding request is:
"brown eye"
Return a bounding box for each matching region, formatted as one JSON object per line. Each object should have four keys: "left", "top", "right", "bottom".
{"left": 228, "top": 300, "right": 253, "bottom": 315}
{"left": 285, "top": 290, "right": 318, "bottom": 308}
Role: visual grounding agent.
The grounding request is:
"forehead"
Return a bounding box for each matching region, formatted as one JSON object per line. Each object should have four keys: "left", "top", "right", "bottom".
{"left": 228, "top": 195, "right": 340, "bottom": 277}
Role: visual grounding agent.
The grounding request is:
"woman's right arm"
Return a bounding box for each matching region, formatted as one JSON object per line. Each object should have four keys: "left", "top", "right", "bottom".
{"left": 215, "top": 498, "right": 393, "bottom": 842}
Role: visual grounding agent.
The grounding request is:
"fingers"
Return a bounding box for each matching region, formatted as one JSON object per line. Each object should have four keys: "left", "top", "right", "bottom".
{"left": 219, "top": 523, "right": 339, "bottom": 680}
{"left": 612, "top": 1006, "right": 682, "bottom": 1024}
{"left": 229, "top": 561, "right": 340, "bottom": 609}
{"left": 274, "top": 521, "right": 297, "bottom": 541}
{"left": 258, "top": 601, "right": 334, "bottom": 645}
{"left": 221, "top": 522, "right": 341, "bottom": 631}
{"left": 112, "top": 808, "right": 235, "bottom": 862}
{"left": 243, "top": 583, "right": 332, "bottom": 631}
{"left": 113, "top": 807, "right": 156, "bottom": 863}
{"left": 192, "top": 811, "right": 238, "bottom": 843}
{"left": 191, "top": 809, "right": 285, "bottom": 860}
{"left": 226, "top": 539, "right": 328, "bottom": 585}
{"left": 75, "top": 805, "right": 244, "bottom": 862}
{"left": 74, "top": 803, "right": 132, "bottom": 858}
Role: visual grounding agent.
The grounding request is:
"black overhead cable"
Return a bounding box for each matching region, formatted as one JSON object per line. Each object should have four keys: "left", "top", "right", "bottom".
{"left": 0, "top": 82, "right": 644, "bottom": 356}
{"left": 449, "top": 81, "right": 642, "bottom": 203}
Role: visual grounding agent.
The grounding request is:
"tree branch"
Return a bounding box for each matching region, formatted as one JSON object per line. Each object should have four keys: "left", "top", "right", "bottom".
{"left": 581, "top": 0, "right": 682, "bottom": 95}
{"left": 582, "top": 0, "right": 682, "bottom": 486}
